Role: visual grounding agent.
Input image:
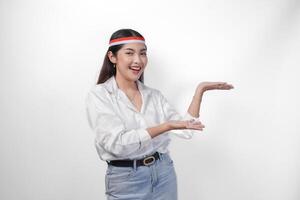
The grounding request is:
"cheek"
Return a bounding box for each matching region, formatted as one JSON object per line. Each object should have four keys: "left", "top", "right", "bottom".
{"left": 142, "top": 57, "right": 148, "bottom": 65}
{"left": 117, "top": 57, "right": 130, "bottom": 65}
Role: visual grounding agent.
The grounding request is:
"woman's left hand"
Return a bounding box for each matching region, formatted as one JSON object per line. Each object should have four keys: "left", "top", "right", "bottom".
{"left": 196, "top": 82, "right": 234, "bottom": 93}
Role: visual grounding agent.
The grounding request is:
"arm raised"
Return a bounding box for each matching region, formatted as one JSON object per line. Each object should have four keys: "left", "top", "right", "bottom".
{"left": 187, "top": 82, "right": 234, "bottom": 118}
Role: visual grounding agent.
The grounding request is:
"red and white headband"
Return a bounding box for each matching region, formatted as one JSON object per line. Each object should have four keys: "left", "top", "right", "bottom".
{"left": 109, "top": 36, "right": 145, "bottom": 47}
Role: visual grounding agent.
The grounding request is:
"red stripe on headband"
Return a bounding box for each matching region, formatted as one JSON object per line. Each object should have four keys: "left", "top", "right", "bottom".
{"left": 109, "top": 36, "right": 145, "bottom": 44}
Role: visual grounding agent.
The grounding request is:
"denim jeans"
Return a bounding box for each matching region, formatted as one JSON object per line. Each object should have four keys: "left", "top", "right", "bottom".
{"left": 105, "top": 153, "right": 178, "bottom": 200}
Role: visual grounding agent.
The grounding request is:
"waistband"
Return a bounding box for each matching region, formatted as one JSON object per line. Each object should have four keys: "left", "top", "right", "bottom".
{"left": 106, "top": 152, "right": 162, "bottom": 168}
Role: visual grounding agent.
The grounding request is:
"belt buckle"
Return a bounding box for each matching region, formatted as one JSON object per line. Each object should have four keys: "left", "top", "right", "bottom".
{"left": 143, "top": 156, "right": 155, "bottom": 166}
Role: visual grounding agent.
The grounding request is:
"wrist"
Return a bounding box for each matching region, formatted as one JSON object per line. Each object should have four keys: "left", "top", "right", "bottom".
{"left": 163, "top": 122, "right": 172, "bottom": 131}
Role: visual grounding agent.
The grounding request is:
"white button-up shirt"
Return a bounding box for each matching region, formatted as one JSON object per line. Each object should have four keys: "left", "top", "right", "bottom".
{"left": 85, "top": 76, "right": 199, "bottom": 161}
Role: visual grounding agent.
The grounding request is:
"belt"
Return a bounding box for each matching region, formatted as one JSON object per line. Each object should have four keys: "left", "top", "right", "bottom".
{"left": 107, "top": 152, "right": 160, "bottom": 167}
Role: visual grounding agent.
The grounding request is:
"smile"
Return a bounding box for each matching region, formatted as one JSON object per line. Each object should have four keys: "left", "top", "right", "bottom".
{"left": 129, "top": 66, "right": 141, "bottom": 71}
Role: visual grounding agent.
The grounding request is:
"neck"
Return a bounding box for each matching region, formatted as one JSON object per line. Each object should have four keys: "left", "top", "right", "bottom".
{"left": 115, "top": 74, "right": 138, "bottom": 92}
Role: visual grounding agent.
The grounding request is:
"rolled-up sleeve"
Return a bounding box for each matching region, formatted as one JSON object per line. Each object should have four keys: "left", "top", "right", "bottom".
{"left": 85, "top": 91, "right": 153, "bottom": 158}
{"left": 157, "top": 90, "right": 200, "bottom": 139}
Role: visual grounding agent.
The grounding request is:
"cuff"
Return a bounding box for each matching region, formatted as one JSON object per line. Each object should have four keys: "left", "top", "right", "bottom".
{"left": 139, "top": 129, "right": 152, "bottom": 141}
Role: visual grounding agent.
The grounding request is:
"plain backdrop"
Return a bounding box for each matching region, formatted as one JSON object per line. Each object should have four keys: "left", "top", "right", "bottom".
{"left": 1, "top": 0, "right": 300, "bottom": 199}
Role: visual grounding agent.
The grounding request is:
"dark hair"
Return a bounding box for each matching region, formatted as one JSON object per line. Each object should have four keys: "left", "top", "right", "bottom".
{"left": 96, "top": 29, "right": 145, "bottom": 84}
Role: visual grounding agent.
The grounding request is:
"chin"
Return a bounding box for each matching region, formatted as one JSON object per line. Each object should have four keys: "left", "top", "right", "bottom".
{"left": 125, "top": 75, "right": 139, "bottom": 82}
{"left": 132, "top": 76, "right": 141, "bottom": 81}
{"left": 130, "top": 73, "right": 142, "bottom": 81}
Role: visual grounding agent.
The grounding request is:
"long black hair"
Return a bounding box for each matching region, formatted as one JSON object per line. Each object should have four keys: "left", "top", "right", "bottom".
{"left": 97, "top": 29, "right": 145, "bottom": 84}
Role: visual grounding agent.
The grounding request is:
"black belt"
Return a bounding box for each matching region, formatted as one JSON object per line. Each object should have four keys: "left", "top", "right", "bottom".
{"left": 107, "top": 152, "right": 160, "bottom": 167}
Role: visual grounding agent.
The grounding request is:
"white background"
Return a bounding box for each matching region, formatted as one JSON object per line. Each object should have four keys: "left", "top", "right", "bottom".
{"left": 1, "top": 0, "right": 300, "bottom": 199}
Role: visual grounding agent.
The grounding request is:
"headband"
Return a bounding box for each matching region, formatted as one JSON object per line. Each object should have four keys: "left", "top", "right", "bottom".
{"left": 109, "top": 36, "right": 145, "bottom": 47}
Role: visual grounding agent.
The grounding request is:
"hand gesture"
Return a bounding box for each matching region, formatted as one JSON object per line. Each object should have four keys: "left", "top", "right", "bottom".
{"left": 197, "top": 82, "right": 234, "bottom": 93}
{"left": 168, "top": 119, "right": 205, "bottom": 131}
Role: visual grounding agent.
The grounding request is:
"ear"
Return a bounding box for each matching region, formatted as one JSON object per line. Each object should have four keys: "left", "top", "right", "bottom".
{"left": 107, "top": 51, "right": 117, "bottom": 64}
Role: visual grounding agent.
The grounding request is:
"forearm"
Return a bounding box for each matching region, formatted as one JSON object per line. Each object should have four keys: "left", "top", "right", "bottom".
{"left": 187, "top": 88, "right": 204, "bottom": 118}
{"left": 146, "top": 122, "right": 172, "bottom": 138}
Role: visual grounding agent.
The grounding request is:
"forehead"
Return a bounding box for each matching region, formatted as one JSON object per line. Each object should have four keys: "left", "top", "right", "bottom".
{"left": 120, "top": 43, "right": 147, "bottom": 51}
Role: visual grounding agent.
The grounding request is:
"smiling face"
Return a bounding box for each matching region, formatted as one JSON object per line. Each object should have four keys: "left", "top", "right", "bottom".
{"left": 108, "top": 43, "right": 148, "bottom": 82}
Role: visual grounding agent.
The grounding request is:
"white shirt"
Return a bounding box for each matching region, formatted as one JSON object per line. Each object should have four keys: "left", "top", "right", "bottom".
{"left": 85, "top": 76, "right": 200, "bottom": 161}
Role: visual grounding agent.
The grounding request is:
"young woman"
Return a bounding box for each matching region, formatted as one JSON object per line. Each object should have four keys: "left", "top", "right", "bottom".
{"left": 85, "top": 29, "right": 233, "bottom": 200}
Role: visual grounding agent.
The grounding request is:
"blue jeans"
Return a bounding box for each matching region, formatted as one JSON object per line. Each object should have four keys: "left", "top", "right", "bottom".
{"left": 105, "top": 153, "right": 178, "bottom": 200}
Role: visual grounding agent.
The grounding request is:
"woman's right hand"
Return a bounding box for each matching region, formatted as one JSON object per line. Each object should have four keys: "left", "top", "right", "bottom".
{"left": 167, "top": 119, "right": 205, "bottom": 131}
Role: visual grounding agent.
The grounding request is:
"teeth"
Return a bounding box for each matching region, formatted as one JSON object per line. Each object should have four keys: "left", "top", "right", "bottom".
{"left": 130, "top": 66, "right": 141, "bottom": 70}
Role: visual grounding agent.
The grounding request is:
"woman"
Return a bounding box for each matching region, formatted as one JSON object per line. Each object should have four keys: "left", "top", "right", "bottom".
{"left": 85, "top": 28, "right": 233, "bottom": 200}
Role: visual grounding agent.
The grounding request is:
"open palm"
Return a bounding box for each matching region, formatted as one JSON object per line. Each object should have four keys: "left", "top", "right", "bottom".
{"left": 169, "top": 120, "right": 205, "bottom": 131}
{"left": 197, "top": 82, "right": 234, "bottom": 92}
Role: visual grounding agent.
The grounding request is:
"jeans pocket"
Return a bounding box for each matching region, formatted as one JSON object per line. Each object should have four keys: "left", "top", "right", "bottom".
{"left": 105, "top": 165, "right": 135, "bottom": 193}
{"left": 167, "top": 156, "right": 174, "bottom": 165}
{"left": 162, "top": 154, "right": 174, "bottom": 166}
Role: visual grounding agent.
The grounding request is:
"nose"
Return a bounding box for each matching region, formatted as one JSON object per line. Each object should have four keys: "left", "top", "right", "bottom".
{"left": 133, "top": 53, "right": 142, "bottom": 64}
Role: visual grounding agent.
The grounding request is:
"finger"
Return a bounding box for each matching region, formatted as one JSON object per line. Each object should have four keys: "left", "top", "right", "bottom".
{"left": 187, "top": 124, "right": 203, "bottom": 130}
{"left": 188, "top": 120, "right": 199, "bottom": 124}
{"left": 189, "top": 120, "right": 205, "bottom": 126}
{"left": 188, "top": 121, "right": 204, "bottom": 127}
{"left": 195, "top": 123, "right": 205, "bottom": 128}
{"left": 211, "top": 82, "right": 225, "bottom": 87}
{"left": 188, "top": 124, "right": 205, "bottom": 129}
{"left": 219, "top": 84, "right": 234, "bottom": 90}
{"left": 211, "top": 83, "right": 226, "bottom": 89}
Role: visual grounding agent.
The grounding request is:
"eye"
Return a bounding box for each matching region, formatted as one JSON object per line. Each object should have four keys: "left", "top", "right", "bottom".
{"left": 141, "top": 52, "right": 147, "bottom": 56}
{"left": 125, "top": 52, "right": 133, "bottom": 55}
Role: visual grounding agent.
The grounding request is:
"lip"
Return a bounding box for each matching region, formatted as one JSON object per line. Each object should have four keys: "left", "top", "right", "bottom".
{"left": 131, "top": 70, "right": 140, "bottom": 75}
{"left": 129, "top": 66, "right": 142, "bottom": 75}
{"left": 129, "top": 66, "right": 141, "bottom": 71}
{"left": 130, "top": 66, "right": 141, "bottom": 69}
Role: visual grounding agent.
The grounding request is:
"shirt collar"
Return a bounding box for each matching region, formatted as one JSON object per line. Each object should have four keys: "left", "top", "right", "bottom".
{"left": 103, "top": 75, "right": 150, "bottom": 102}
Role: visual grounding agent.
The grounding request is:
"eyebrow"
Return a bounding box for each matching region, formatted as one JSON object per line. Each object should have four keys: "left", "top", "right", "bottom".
{"left": 124, "top": 48, "right": 147, "bottom": 51}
